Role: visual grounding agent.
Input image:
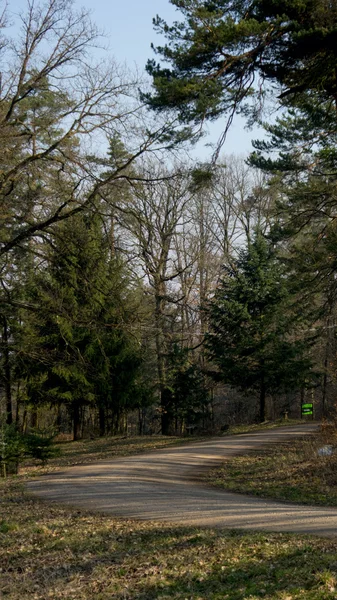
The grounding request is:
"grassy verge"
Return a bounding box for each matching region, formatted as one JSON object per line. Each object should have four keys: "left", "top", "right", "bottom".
{"left": 22, "top": 434, "right": 207, "bottom": 474}
{"left": 23, "top": 420, "right": 305, "bottom": 475}
{"left": 20, "top": 418, "right": 311, "bottom": 475}
{"left": 227, "top": 418, "right": 305, "bottom": 436}
{"left": 2, "top": 478, "right": 337, "bottom": 600}
{"left": 207, "top": 424, "right": 337, "bottom": 506}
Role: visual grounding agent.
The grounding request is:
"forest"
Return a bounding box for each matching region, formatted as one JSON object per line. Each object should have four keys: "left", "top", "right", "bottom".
{"left": 1, "top": 0, "right": 337, "bottom": 447}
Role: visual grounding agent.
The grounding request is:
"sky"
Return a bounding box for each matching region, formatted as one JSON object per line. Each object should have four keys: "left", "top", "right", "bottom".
{"left": 9, "top": 0, "right": 264, "bottom": 159}
{"left": 79, "top": 0, "right": 263, "bottom": 159}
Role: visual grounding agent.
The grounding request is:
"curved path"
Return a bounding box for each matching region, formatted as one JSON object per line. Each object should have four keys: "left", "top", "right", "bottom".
{"left": 27, "top": 424, "right": 337, "bottom": 537}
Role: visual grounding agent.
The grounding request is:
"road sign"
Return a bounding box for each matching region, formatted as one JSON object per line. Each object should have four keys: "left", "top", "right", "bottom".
{"left": 301, "top": 403, "right": 313, "bottom": 415}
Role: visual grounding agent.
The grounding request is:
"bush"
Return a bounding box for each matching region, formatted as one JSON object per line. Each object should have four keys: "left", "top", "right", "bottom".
{"left": 0, "top": 423, "right": 25, "bottom": 476}
{"left": 24, "top": 431, "right": 61, "bottom": 465}
{"left": 0, "top": 423, "right": 61, "bottom": 476}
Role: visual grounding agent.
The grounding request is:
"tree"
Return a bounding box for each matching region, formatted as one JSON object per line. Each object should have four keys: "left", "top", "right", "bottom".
{"left": 121, "top": 165, "right": 194, "bottom": 434}
{"left": 20, "top": 211, "right": 143, "bottom": 439}
{"left": 145, "top": 0, "right": 337, "bottom": 150}
{"left": 248, "top": 92, "right": 337, "bottom": 416}
{"left": 0, "top": 0, "right": 178, "bottom": 261}
{"left": 205, "top": 231, "right": 313, "bottom": 421}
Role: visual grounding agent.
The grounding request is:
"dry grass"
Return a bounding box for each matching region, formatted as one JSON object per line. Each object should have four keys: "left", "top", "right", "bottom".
{"left": 21, "top": 435, "right": 206, "bottom": 475}
{"left": 3, "top": 425, "right": 337, "bottom": 599}
{"left": 2, "top": 477, "right": 337, "bottom": 599}
{"left": 228, "top": 418, "right": 304, "bottom": 436}
{"left": 208, "top": 421, "right": 337, "bottom": 506}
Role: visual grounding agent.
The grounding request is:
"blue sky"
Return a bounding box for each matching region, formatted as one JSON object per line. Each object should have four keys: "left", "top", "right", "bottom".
{"left": 79, "top": 0, "right": 262, "bottom": 158}
{"left": 10, "top": 0, "right": 263, "bottom": 158}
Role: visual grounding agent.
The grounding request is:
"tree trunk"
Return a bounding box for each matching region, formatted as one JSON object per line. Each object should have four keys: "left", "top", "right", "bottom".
{"left": 30, "top": 408, "right": 38, "bottom": 429}
{"left": 322, "top": 349, "right": 329, "bottom": 417}
{"left": 73, "top": 403, "right": 81, "bottom": 441}
{"left": 2, "top": 317, "right": 12, "bottom": 425}
{"left": 99, "top": 406, "right": 106, "bottom": 437}
{"left": 259, "top": 377, "right": 266, "bottom": 423}
{"left": 161, "top": 386, "right": 173, "bottom": 435}
{"left": 138, "top": 407, "right": 143, "bottom": 435}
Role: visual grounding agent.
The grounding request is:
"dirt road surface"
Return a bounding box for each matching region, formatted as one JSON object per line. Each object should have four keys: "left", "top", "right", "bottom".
{"left": 27, "top": 424, "right": 337, "bottom": 537}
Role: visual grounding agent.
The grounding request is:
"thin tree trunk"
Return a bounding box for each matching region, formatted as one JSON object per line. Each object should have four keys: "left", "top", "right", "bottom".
{"left": 3, "top": 317, "right": 12, "bottom": 425}
{"left": 73, "top": 403, "right": 81, "bottom": 441}
{"left": 259, "top": 376, "right": 266, "bottom": 423}
{"left": 31, "top": 408, "right": 38, "bottom": 429}
{"left": 138, "top": 407, "right": 143, "bottom": 435}
{"left": 99, "top": 406, "right": 106, "bottom": 437}
{"left": 322, "top": 349, "right": 329, "bottom": 417}
{"left": 161, "top": 386, "right": 173, "bottom": 435}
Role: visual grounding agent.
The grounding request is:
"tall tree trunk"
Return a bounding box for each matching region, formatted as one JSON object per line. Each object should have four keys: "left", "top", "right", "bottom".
{"left": 259, "top": 375, "right": 266, "bottom": 423}
{"left": 154, "top": 288, "right": 174, "bottom": 435}
{"left": 73, "top": 403, "right": 81, "bottom": 441}
{"left": 99, "top": 406, "right": 106, "bottom": 437}
{"left": 161, "top": 386, "right": 173, "bottom": 435}
{"left": 138, "top": 407, "right": 143, "bottom": 436}
{"left": 2, "top": 317, "right": 12, "bottom": 425}
{"left": 322, "top": 344, "right": 329, "bottom": 418}
{"left": 30, "top": 408, "right": 38, "bottom": 429}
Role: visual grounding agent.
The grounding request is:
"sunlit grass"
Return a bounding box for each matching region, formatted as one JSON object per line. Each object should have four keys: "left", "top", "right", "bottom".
{"left": 2, "top": 477, "right": 337, "bottom": 599}
{"left": 208, "top": 425, "right": 337, "bottom": 506}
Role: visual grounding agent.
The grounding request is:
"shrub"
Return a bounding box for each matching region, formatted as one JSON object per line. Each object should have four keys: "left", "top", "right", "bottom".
{"left": 0, "top": 423, "right": 61, "bottom": 476}
{"left": 24, "top": 431, "right": 61, "bottom": 465}
{"left": 0, "top": 423, "right": 26, "bottom": 476}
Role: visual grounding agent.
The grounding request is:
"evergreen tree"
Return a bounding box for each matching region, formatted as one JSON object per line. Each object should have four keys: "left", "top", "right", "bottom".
{"left": 205, "top": 232, "right": 313, "bottom": 421}
{"left": 23, "top": 212, "right": 143, "bottom": 439}
{"left": 145, "top": 1, "right": 337, "bottom": 143}
{"left": 248, "top": 91, "right": 337, "bottom": 300}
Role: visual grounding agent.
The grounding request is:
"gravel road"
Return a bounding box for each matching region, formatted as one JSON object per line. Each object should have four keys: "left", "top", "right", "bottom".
{"left": 27, "top": 424, "right": 337, "bottom": 537}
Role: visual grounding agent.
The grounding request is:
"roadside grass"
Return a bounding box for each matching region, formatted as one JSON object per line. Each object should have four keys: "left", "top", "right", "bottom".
{"left": 228, "top": 418, "right": 305, "bottom": 436}
{"left": 22, "top": 435, "right": 207, "bottom": 474}
{"left": 207, "top": 422, "right": 337, "bottom": 506}
{"left": 2, "top": 478, "right": 337, "bottom": 600}
{"left": 22, "top": 418, "right": 307, "bottom": 475}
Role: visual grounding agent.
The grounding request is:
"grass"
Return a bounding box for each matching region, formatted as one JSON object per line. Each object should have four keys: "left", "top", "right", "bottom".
{"left": 22, "top": 434, "right": 207, "bottom": 474}
{"left": 2, "top": 478, "right": 337, "bottom": 599}
{"left": 22, "top": 418, "right": 306, "bottom": 474}
{"left": 207, "top": 422, "right": 337, "bottom": 506}
{"left": 227, "top": 418, "right": 305, "bottom": 436}
{"left": 3, "top": 422, "right": 337, "bottom": 599}
{"left": 20, "top": 419, "right": 304, "bottom": 475}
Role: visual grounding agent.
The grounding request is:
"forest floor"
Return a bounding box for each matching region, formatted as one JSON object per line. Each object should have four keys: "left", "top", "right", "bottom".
{"left": 4, "top": 422, "right": 337, "bottom": 600}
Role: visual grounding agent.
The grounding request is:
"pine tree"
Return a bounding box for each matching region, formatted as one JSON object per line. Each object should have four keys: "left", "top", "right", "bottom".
{"left": 23, "top": 212, "right": 143, "bottom": 439}
{"left": 205, "top": 232, "right": 313, "bottom": 421}
{"left": 145, "top": 1, "right": 337, "bottom": 142}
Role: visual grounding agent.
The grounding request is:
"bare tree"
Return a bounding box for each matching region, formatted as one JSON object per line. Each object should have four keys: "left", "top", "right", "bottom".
{"left": 210, "top": 156, "right": 275, "bottom": 255}
{"left": 118, "top": 164, "right": 193, "bottom": 434}
{"left": 0, "top": 0, "right": 178, "bottom": 259}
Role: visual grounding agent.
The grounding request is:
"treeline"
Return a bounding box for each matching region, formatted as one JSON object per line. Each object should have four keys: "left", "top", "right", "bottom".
{"left": 1, "top": 0, "right": 337, "bottom": 440}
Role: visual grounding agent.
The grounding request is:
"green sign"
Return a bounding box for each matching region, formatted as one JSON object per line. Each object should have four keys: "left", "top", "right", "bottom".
{"left": 302, "top": 403, "right": 313, "bottom": 415}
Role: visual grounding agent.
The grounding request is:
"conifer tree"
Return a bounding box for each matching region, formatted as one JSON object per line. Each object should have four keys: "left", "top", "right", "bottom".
{"left": 24, "top": 212, "right": 143, "bottom": 439}
{"left": 205, "top": 232, "right": 313, "bottom": 421}
{"left": 145, "top": 1, "right": 337, "bottom": 146}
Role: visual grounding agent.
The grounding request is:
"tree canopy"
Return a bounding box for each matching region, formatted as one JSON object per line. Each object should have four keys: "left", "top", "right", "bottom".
{"left": 145, "top": 0, "right": 337, "bottom": 147}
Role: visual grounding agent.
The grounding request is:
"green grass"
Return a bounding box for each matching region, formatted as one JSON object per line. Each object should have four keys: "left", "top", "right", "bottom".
{"left": 207, "top": 426, "right": 337, "bottom": 506}
{"left": 2, "top": 478, "right": 337, "bottom": 599}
